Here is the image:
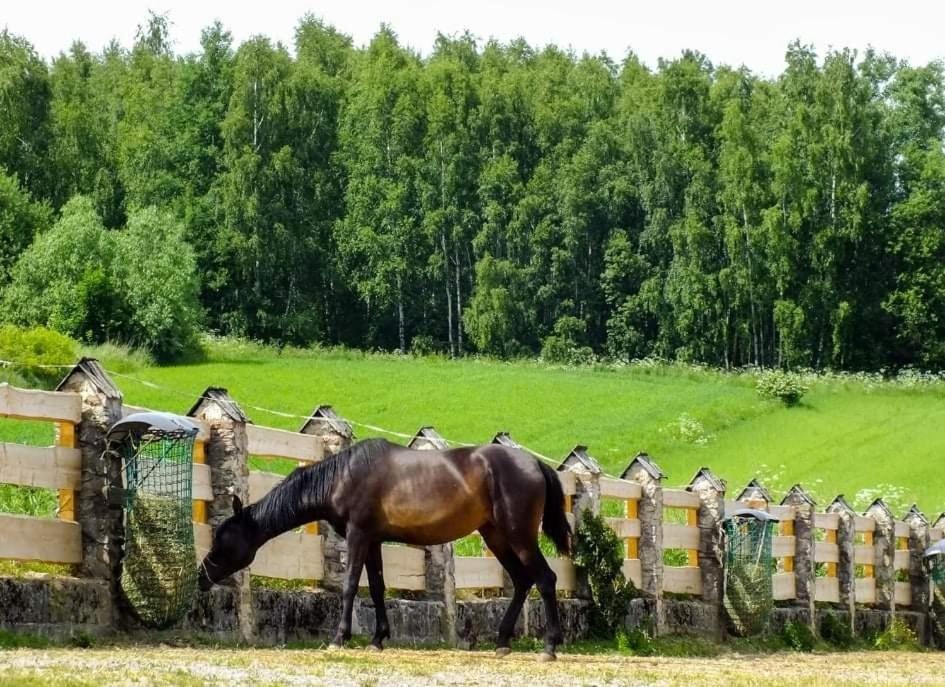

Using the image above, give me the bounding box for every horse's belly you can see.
[381,500,488,545]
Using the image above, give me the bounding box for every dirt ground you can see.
[2,647,945,687]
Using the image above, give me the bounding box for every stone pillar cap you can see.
[491,431,520,448]
[299,405,353,437]
[56,357,122,400]
[686,467,725,492]
[780,484,817,506]
[827,495,856,514]
[737,478,772,503]
[558,445,602,474]
[408,426,449,450]
[619,452,664,481]
[187,387,249,423]
[904,505,929,525]
[864,498,895,519]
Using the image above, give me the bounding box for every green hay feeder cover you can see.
[723,508,778,636]
[109,413,199,629]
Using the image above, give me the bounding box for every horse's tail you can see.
[537,459,572,556]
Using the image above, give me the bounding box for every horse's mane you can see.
[248,437,391,535]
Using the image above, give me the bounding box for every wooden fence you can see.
[1,371,943,613]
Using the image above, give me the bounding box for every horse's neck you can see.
[247,463,338,545]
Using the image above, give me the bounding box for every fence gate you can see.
[107,412,199,629]
[723,508,779,636]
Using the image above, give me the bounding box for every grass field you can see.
[1,645,943,686]
[2,339,945,514]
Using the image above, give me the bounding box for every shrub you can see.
[541,315,595,366]
[573,511,636,637]
[873,617,920,651]
[0,325,76,388]
[820,613,854,649]
[756,370,808,406]
[781,620,816,652]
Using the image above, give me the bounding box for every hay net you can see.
[925,543,945,645]
[723,508,778,636]
[109,413,199,629]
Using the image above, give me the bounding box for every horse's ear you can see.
[232,494,243,517]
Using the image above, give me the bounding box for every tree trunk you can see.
[454,243,463,355]
[397,272,406,353]
[442,232,454,358]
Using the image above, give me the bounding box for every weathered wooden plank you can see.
[252,532,323,581]
[605,517,641,539]
[853,516,876,532]
[547,557,576,592]
[772,535,796,559]
[194,522,212,561]
[599,477,641,501]
[454,556,505,590]
[0,384,81,424]
[662,523,700,550]
[814,513,840,531]
[773,572,796,600]
[894,522,910,538]
[556,470,577,496]
[622,558,642,588]
[663,566,702,595]
[895,581,912,607]
[855,577,876,604]
[0,513,81,563]
[359,545,426,591]
[247,424,323,462]
[565,512,576,530]
[767,505,796,522]
[815,577,840,603]
[248,470,284,503]
[894,550,910,570]
[663,490,700,509]
[854,545,875,566]
[192,463,213,502]
[815,542,840,564]
[0,443,81,490]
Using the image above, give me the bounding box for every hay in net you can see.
[119,429,198,629]
[723,512,777,636]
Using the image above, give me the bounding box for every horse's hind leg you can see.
[365,542,390,650]
[480,524,533,655]
[512,545,562,661]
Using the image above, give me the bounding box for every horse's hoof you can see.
[366,644,383,652]
[495,647,512,658]
[327,643,343,652]
[538,652,557,663]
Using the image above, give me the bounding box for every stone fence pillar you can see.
[828,496,857,633]
[408,426,456,645]
[781,485,817,628]
[904,506,931,626]
[188,387,254,642]
[56,359,124,613]
[621,453,665,635]
[688,468,725,624]
[866,499,896,613]
[299,406,354,593]
[558,445,601,600]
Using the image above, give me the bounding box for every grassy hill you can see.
[3,339,944,516]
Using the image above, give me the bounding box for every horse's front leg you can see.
[330,527,369,649]
[365,542,390,650]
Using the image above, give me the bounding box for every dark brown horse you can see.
[197,438,572,659]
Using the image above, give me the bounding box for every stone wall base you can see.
[0,577,112,640]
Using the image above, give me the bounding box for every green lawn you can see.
[3,340,945,515]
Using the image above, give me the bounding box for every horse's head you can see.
[197,495,258,591]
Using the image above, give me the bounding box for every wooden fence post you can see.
[621,453,665,635]
[299,406,354,593]
[687,468,725,617]
[865,499,896,613]
[781,485,817,628]
[408,426,457,645]
[558,445,601,600]
[55,358,123,585]
[827,496,857,632]
[188,387,254,643]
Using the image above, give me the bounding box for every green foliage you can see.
[541,316,595,366]
[0,169,52,286]
[573,511,636,637]
[872,618,921,651]
[820,613,854,649]
[0,324,76,387]
[781,620,817,652]
[756,370,808,406]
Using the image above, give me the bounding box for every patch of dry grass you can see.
[2,647,945,687]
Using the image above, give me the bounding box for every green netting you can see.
[120,428,198,629]
[930,557,945,646]
[723,515,777,636]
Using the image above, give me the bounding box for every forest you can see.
[1,13,943,369]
